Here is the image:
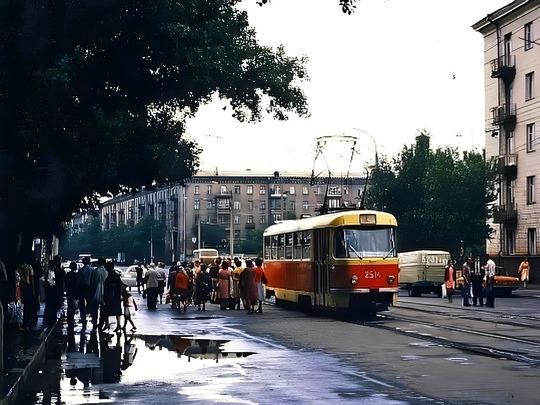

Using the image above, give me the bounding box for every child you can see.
[121,285,138,332]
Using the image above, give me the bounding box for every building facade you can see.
[100,171,366,263]
[473,0,540,275]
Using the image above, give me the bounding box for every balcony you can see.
[497,154,517,179]
[492,104,516,129]
[492,205,517,226]
[490,55,516,82]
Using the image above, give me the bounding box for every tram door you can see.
[313,229,330,307]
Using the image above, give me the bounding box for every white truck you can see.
[398,250,451,297]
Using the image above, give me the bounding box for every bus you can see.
[263,210,399,313]
[192,248,219,265]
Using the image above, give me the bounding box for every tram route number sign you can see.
[364,270,381,279]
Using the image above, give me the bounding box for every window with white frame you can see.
[220,185,227,194]
[528,228,537,255]
[302,201,309,209]
[234,214,240,225]
[233,200,241,210]
[247,215,254,224]
[194,185,200,195]
[247,185,253,195]
[207,185,212,195]
[260,201,266,210]
[527,175,536,204]
[289,186,295,195]
[234,185,240,194]
[194,199,200,210]
[260,215,266,224]
[525,22,534,51]
[527,123,536,152]
[248,200,253,210]
[259,185,266,195]
[526,72,535,100]
[302,186,309,195]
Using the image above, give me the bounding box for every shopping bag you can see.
[441,284,447,299]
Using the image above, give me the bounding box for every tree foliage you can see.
[0,0,309,268]
[365,132,498,258]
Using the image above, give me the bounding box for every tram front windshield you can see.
[333,227,395,259]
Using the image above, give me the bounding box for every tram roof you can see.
[263,210,397,235]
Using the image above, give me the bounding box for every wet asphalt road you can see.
[22,289,540,404]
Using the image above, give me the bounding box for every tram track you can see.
[344,302,540,367]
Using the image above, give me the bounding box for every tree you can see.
[365,131,498,258]
[0,1,308,271]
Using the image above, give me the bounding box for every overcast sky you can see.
[185,0,510,175]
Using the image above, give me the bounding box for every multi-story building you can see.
[473,0,540,276]
[100,171,366,263]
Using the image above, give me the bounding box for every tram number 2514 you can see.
[364,270,381,279]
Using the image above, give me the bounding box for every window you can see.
[526,72,534,100]
[194,199,200,210]
[220,185,227,194]
[506,229,516,255]
[247,215,254,224]
[344,186,350,195]
[194,185,200,195]
[527,175,536,204]
[234,185,240,194]
[315,186,322,195]
[525,22,534,51]
[290,200,296,211]
[303,201,309,210]
[260,201,266,210]
[259,185,266,195]
[260,215,266,224]
[289,186,295,195]
[233,200,241,210]
[207,185,212,195]
[234,214,240,225]
[247,185,253,195]
[302,186,309,195]
[527,123,536,152]
[248,200,253,210]
[528,228,537,255]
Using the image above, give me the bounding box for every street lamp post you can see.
[230,191,234,259]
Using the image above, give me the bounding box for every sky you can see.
[185,0,511,175]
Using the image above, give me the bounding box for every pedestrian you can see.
[144,263,159,310]
[121,284,138,332]
[242,259,258,314]
[175,266,191,312]
[218,260,232,310]
[444,259,455,303]
[135,263,145,294]
[484,256,496,308]
[194,263,209,311]
[88,258,108,330]
[471,256,484,306]
[254,258,266,313]
[103,262,123,332]
[231,259,244,310]
[64,262,79,330]
[209,257,221,303]
[461,259,472,307]
[17,262,37,330]
[43,259,60,325]
[167,265,179,308]
[518,258,530,288]
[156,262,168,305]
[77,256,93,329]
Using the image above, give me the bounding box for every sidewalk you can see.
[0,306,60,405]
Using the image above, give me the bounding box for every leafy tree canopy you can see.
[0,0,309,267]
[365,131,498,259]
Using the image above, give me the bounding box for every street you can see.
[21,288,540,404]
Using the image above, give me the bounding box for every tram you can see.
[262,210,399,313]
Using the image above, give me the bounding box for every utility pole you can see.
[230,191,234,258]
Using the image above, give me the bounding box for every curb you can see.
[0,322,60,405]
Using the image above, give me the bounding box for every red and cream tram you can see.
[263,210,399,313]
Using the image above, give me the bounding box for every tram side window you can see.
[278,234,285,259]
[264,236,271,260]
[302,231,311,259]
[271,235,279,260]
[294,232,302,259]
[285,232,293,259]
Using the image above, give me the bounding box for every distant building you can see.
[100,170,366,263]
[473,0,540,275]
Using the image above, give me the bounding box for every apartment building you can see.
[473,0,540,275]
[100,171,366,263]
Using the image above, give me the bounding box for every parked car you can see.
[121,265,144,290]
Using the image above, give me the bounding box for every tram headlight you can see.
[350,275,359,285]
[387,275,396,285]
